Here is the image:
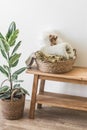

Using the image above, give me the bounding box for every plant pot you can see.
[0,95,25,120]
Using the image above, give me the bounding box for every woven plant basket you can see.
[35,50,76,74]
[0,94,25,120]
[36,58,76,74]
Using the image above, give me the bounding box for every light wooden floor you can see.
[0,100,87,130]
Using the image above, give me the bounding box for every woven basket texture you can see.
[36,58,76,74]
[0,95,25,120]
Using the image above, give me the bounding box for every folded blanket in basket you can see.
[40,42,75,60]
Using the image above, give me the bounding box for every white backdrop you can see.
[0,0,87,99]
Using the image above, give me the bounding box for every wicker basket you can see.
[35,49,76,74]
[0,95,25,120]
[36,58,76,74]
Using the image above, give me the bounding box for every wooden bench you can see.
[26,66,87,119]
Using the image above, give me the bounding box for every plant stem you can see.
[7,53,13,90]
[9,70,12,90]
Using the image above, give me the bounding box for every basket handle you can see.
[73,49,77,57]
[11,89,23,101]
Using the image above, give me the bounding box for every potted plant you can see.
[0,22,29,120]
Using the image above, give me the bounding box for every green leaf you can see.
[0,92,11,99]
[12,74,18,81]
[3,65,9,72]
[14,84,20,88]
[14,84,29,95]
[11,41,21,55]
[8,29,19,46]
[0,65,8,77]
[0,38,10,53]
[0,87,11,99]
[0,85,9,94]
[15,92,23,97]
[13,67,26,76]
[6,21,16,40]
[0,32,5,39]
[0,49,7,59]
[11,59,19,67]
[9,53,21,66]
[21,87,29,95]
[2,39,10,52]
[14,80,24,83]
[0,39,6,51]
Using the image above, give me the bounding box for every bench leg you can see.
[37,79,45,109]
[29,75,39,119]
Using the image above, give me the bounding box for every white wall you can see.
[0,0,87,99]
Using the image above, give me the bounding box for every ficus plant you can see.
[0,22,29,100]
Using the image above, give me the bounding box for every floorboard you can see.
[0,100,87,130]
